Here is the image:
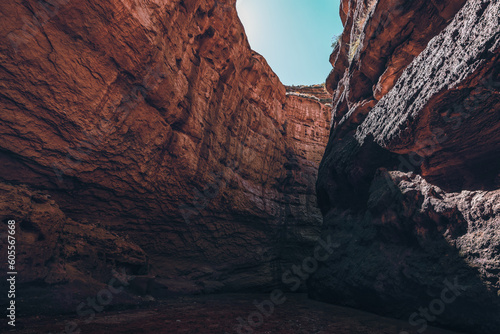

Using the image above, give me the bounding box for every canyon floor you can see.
[5,294,466,334]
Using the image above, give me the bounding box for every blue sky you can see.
[236,0,343,86]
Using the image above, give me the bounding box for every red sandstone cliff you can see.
[0,0,330,310]
[311,0,500,333]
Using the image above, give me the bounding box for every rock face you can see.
[280,85,332,280]
[0,182,147,314]
[311,0,500,333]
[0,0,330,310]
[286,84,333,104]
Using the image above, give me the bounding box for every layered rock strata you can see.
[0,0,330,311]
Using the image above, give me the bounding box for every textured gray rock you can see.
[312,0,500,333]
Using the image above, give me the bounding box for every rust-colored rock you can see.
[0,182,147,283]
[0,0,331,311]
[0,181,148,313]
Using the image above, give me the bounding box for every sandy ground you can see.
[3,294,468,334]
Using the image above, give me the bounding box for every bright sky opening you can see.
[236,0,344,86]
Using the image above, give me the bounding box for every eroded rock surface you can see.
[0,0,330,310]
[312,0,500,333]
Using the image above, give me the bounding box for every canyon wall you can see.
[0,0,330,311]
[311,0,500,333]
